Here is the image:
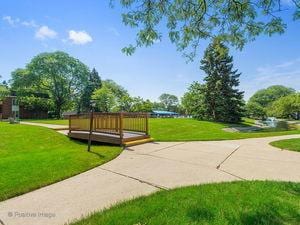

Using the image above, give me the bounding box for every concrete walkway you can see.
[20,121,68,130]
[1,134,300,225]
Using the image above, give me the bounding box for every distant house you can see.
[0,96,48,120]
[150,110,179,118]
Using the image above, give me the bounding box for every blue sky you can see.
[0,0,299,101]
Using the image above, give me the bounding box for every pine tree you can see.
[200,39,244,123]
[80,68,102,112]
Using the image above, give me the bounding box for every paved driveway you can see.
[1,134,300,225]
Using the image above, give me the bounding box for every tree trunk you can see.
[55,104,62,119]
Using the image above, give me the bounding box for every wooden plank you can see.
[68,112,151,146]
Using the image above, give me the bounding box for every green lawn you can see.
[149,118,300,141]
[25,118,300,141]
[0,122,122,201]
[270,138,300,152]
[71,181,300,225]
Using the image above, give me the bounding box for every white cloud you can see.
[35,26,57,40]
[21,20,38,28]
[241,58,300,100]
[2,15,37,28]
[68,30,93,45]
[2,16,19,26]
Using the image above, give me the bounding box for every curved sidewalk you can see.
[1,134,300,225]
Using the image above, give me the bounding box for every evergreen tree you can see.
[200,40,244,123]
[80,68,102,112]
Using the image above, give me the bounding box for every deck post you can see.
[145,113,149,135]
[87,110,94,152]
[68,115,71,134]
[120,112,124,144]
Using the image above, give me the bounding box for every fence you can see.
[69,112,149,138]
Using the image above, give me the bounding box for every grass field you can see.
[0,122,122,201]
[26,118,300,141]
[150,118,300,141]
[71,181,300,225]
[270,138,300,152]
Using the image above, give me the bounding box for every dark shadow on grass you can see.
[240,203,300,225]
[186,206,216,223]
[88,150,106,159]
[69,137,119,159]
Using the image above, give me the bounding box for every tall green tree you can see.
[181,82,206,117]
[80,68,102,112]
[0,75,9,101]
[131,97,153,112]
[119,94,134,112]
[10,68,52,112]
[158,93,179,111]
[102,79,128,100]
[248,85,295,108]
[246,85,295,118]
[10,52,90,118]
[92,86,116,112]
[267,94,300,119]
[245,101,266,120]
[115,0,298,58]
[200,39,244,122]
[0,85,9,101]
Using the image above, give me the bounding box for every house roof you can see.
[152,110,179,115]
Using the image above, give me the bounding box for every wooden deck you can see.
[68,112,152,146]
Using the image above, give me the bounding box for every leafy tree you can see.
[119,94,134,111]
[10,69,52,111]
[10,52,90,118]
[181,82,206,117]
[0,85,9,101]
[131,97,153,112]
[200,39,244,122]
[115,0,299,58]
[102,79,128,100]
[92,86,116,112]
[158,93,179,111]
[152,101,165,111]
[245,101,266,120]
[92,79,130,112]
[248,85,295,108]
[267,94,300,119]
[80,68,102,112]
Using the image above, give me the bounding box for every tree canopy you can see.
[182,40,244,122]
[158,93,179,111]
[115,0,299,59]
[92,85,116,112]
[248,85,295,108]
[92,80,155,113]
[80,68,102,112]
[10,51,90,117]
[246,85,296,119]
[202,39,244,122]
[0,85,9,101]
[181,81,206,117]
[267,93,300,119]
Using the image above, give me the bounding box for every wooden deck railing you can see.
[69,112,149,138]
